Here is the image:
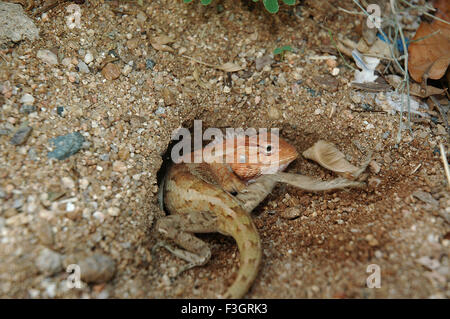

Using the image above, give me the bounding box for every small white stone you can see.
[113,161,127,173]
[61,57,72,67]
[79,178,89,190]
[122,64,132,76]
[84,51,94,64]
[331,67,340,76]
[93,211,105,222]
[37,49,58,65]
[245,87,252,94]
[20,93,34,105]
[66,202,75,212]
[223,86,231,93]
[61,176,75,189]
[107,207,120,217]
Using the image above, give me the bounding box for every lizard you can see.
[154,131,369,298]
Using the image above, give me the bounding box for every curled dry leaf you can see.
[408,0,450,83]
[302,140,360,180]
[385,74,445,98]
[216,62,244,72]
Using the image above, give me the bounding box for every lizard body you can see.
[155,133,368,298]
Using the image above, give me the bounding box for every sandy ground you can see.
[0,0,449,298]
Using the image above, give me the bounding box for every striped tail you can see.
[219,205,262,299]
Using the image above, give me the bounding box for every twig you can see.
[439,143,450,190]
[181,55,217,68]
[337,7,364,15]
[390,0,413,143]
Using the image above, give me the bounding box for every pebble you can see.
[122,64,132,76]
[326,58,337,69]
[223,86,231,93]
[107,207,120,217]
[112,161,127,173]
[35,219,54,246]
[20,93,35,105]
[136,11,147,23]
[331,67,340,76]
[154,106,165,115]
[10,126,32,145]
[93,211,105,222]
[77,61,90,73]
[368,177,382,188]
[436,124,446,136]
[20,104,36,114]
[369,161,381,174]
[146,59,156,70]
[36,49,58,65]
[0,2,40,43]
[102,63,121,80]
[78,254,116,284]
[61,57,72,67]
[35,248,63,275]
[365,234,379,246]
[313,75,339,92]
[56,106,65,116]
[255,55,273,71]
[79,178,89,190]
[48,132,85,160]
[268,106,281,120]
[280,207,302,219]
[61,176,75,189]
[84,51,94,64]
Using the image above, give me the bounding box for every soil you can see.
[0,0,449,299]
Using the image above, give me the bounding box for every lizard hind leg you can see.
[154,211,218,275]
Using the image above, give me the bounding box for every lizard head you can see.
[229,132,298,180]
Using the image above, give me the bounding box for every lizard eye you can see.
[265,145,272,154]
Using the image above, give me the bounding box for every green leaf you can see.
[273,47,283,55]
[201,0,212,5]
[263,0,279,13]
[184,0,193,3]
[282,0,296,5]
[273,45,293,55]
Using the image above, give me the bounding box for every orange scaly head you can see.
[225,132,298,181]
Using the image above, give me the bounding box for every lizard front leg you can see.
[154,211,218,275]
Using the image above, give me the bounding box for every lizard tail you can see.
[220,207,262,299]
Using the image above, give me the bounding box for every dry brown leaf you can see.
[408,0,450,83]
[216,62,244,72]
[385,74,445,97]
[302,140,360,179]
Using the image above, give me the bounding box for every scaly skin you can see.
[163,163,263,298]
[155,133,369,298]
[156,133,298,298]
